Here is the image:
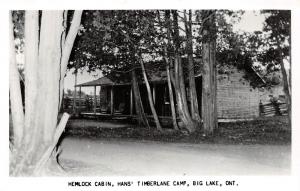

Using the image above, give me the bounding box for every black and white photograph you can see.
[2,0,300,190]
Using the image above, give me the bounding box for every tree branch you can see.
[61,10,83,79]
[34,113,70,174]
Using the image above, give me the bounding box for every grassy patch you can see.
[63,116,290,145]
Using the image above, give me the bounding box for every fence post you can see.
[259,100,264,116]
[79,86,82,114]
[94,86,97,114]
[273,100,282,116]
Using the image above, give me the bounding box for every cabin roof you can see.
[76,76,122,87]
[76,73,170,87]
[76,59,266,87]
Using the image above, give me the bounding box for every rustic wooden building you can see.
[216,66,263,119]
[74,64,265,120]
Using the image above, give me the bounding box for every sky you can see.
[63,10,267,94]
[232,11,265,32]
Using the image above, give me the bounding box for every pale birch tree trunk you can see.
[10,10,82,176]
[20,11,40,167]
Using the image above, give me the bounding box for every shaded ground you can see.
[58,138,291,176]
[63,116,291,145]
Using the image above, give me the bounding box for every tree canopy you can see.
[69,10,290,88]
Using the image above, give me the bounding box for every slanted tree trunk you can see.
[131,70,150,128]
[184,10,201,122]
[73,70,77,113]
[171,10,197,133]
[201,10,218,135]
[10,10,82,176]
[166,60,179,130]
[139,57,163,131]
[60,11,82,110]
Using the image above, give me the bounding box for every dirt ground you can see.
[58,137,291,176]
[57,116,291,176]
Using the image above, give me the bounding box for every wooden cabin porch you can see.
[70,76,176,120]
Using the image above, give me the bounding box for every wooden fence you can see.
[62,97,288,118]
[259,101,288,117]
[61,97,101,113]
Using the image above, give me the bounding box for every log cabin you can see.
[73,63,267,120]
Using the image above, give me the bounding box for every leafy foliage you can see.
[258,10,291,67]
[69,10,290,88]
[69,10,163,82]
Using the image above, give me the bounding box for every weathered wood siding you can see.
[217,68,260,119]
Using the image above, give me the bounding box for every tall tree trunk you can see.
[171,10,197,133]
[139,58,163,131]
[279,56,291,116]
[276,39,291,117]
[201,10,218,135]
[131,70,150,128]
[36,11,65,144]
[21,10,40,161]
[177,56,197,133]
[157,10,179,130]
[288,37,291,98]
[9,11,24,148]
[178,57,191,119]
[184,10,201,122]
[10,10,82,176]
[165,56,179,130]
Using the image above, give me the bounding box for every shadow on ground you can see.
[63,116,291,145]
